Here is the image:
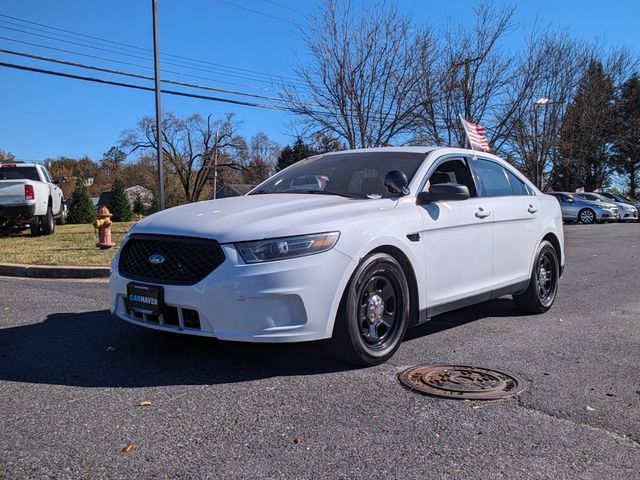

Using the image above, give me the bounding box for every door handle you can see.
[475,207,490,219]
[527,205,538,214]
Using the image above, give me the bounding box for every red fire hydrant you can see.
[94,206,116,249]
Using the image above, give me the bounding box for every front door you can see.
[417,156,494,309]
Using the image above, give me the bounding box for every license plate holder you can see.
[127,283,164,316]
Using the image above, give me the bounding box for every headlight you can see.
[235,232,340,264]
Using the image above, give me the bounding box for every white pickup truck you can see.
[0,162,66,235]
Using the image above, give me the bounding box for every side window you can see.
[423,157,477,197]
[42,167,54,183]
[475,159,513,197]
[505,169,529,196]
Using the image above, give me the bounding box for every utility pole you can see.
[213,130,219,199]
[152,0,164,210]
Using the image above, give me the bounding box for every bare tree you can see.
[121,112,243,203]
[281,0,436,148]
[413,3,546,152]
[503,34,593,190]
[232,133,280,184]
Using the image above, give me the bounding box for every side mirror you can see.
[416,183,470,205]
[384,170,409,196]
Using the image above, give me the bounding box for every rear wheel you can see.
[578,208,595,224]
[29,217,41,236]
[41,205,55,235]
[513,240,559,314]
[333,253,409,366]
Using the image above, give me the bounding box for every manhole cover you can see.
[398,365,526,400]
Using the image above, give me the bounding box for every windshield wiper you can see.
[293,190,366,199]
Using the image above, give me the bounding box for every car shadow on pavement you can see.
[405,297,522,341]
[0,299,521,388]
[0,310,351,388]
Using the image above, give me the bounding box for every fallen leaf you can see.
[106,346,116,352]
[121,442,135,453]
[585,405,595,412]
[138,400,153,407]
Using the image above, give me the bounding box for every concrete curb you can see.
[0,263,110,279]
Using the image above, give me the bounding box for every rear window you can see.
[0,166,40,181]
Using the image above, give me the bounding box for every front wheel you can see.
[333,253,410,366]
[578,208,595,224]
[513,240,559,314]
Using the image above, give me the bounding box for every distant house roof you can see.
[215,184,255,198]
[97,185,153,207]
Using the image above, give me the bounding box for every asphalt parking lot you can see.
[1,223,639,479]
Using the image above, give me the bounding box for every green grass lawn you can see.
[0,222,136,266]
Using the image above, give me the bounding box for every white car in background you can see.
[110,147,564,366]
[576,192,638,222]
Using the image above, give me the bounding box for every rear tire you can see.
[333,253,410,366]
[513,240,559,314]
[29,217,41,236]
[41,205,55,235]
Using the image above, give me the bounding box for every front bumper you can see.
[597,210,617,221]
[110,245,353,343]
[618,210,638,221]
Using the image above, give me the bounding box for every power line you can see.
[0,35,286,93]
[0,48,289,104]
[0,24,305,89]
[211,0,296,25]
[0,12,301,84]
[261,0,306,15]
[0,60,305,112]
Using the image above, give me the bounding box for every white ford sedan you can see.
[110,147,564,365]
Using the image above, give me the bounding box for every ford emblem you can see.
[148,253,166,265]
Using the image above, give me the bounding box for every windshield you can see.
[0,166,40,181]
[250,152,427,199]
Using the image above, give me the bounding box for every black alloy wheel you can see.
[334,252,410,366]
[513,240,559,314]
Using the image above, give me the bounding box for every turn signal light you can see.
[24,184,35,200]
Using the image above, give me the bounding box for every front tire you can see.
[334,253,410,366]
[513,240,559,314]
[55,204,66,225]
[578,208,595,224]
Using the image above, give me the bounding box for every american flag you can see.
[460,116,491,152]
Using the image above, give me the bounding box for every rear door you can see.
[472,158,541,288]
[417,155,494,308]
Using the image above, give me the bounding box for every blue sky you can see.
[0,0,638,163]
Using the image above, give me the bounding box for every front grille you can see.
[119,234,225,285]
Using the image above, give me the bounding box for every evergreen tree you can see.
[613,74,640,197]
[557,61,617,191]
[67,176,96,224]
[132,193,146,215]
[276,137,317,171]
[109,177,133,222]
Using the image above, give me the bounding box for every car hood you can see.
[131,193,399,243]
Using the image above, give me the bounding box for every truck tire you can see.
[41,205,55,235]
[55,204,66,225]
[30,217,41,236]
